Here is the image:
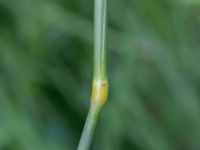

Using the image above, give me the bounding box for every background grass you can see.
[1,0,200,150]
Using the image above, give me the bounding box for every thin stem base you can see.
[77,103,102,150]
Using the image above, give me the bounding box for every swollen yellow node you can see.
[91,80,109,105]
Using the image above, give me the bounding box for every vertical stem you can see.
[77,0,108,150]
[94,0,107,81]
[77,103,102,150]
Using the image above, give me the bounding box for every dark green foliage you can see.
[0,0,200,150]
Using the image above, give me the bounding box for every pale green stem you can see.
[77,103,102,150]
[94,0,107,81]
[77,0,107,149]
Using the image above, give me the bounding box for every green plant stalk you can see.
[77,0,108,150]
[94,0,107,81]
[77,103,102,150]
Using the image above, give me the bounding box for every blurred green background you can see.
[1,0,200,150]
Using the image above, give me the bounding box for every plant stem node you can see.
[91,80,109,105]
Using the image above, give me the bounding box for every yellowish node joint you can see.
[91,80,109,105]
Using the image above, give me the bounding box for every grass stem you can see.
[77,103,102,150]
[77,0,108,149]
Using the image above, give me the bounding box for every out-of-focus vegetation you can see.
[1,0,200,150]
